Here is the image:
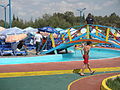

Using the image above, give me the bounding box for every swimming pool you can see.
[0,48,120,65]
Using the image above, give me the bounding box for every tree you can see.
[12,15,24,28]
[63,11,76,26]
[1,11,120,29]
[0,20,5,27]
[47,16,71,28]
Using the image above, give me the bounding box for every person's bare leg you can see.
[80,64,86,76]
[87,63,92,72]
[87,63,95,74]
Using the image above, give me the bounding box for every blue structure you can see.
[40,25,120,54]
[0,0,12,28]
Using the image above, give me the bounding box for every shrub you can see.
[106,76,120,90]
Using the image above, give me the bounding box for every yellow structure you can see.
[62,34,66,43]
[96,26,99,36]
[50,33,57,54]
[86,25,90,39]
[50,33,55,47]
[106,28,110,42]
[67,28,72,42]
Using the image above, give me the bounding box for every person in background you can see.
[17,40,27,54]
[85,13,95,38]
[34,31,43,55]
[85,13,94,25]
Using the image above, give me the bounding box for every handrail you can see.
[40,35,50,54]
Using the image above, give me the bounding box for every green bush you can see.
[106,76,120,90]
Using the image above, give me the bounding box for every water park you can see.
[0,0,120,90]
[0,24,120,90]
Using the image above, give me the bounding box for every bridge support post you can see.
[86,25,90,39]
[106,28,110,42]
[78,30,82,39]
[96,26,98,36]
[50,33,57,54]
[114,32,117,40]
[67,28,72,42]
[62,34,65,43]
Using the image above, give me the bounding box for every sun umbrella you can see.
[23,27,38,35]
[0,27,24,36]
[5,34,27,42]
[0,26,5,32]
[38,26,59,34]
[0,27,27,42]
[38,26,60,38]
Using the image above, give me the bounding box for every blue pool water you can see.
[0,48,120,65]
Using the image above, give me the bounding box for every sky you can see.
[0,0,120,21]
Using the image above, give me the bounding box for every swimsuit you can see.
[83,54,89,64]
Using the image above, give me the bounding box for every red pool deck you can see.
[0,47,120,90]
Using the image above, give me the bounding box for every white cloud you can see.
[103,0,116,7]
[0,0,120,21]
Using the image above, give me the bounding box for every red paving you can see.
[0,47,120,90]
[70,72,120,90]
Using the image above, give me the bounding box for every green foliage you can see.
[106,76,120,90]
[94,13,120,28]
[0,20,5,27]
[0,12,120,29]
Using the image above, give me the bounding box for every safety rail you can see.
[40,24,120,54]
